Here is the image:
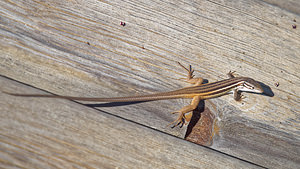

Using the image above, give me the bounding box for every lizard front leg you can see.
[169,95,201,128]
[227,70,244,101]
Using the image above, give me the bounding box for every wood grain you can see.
[262,0,300,15]
[0,0,299,168]
[0,76,263,169]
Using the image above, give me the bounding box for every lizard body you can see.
[3,63,263,127]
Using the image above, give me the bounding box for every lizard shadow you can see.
[186,100,205,130]
[259,81,274,97]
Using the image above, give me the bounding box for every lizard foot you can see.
[177,62,195,80]
[167,111,192,128]
[227,70,237,78]
[177,62,203,86]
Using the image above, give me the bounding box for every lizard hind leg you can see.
[168,96,201,128]
[177,62,203,86]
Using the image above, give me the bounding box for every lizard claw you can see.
[167,111,187,128]
[239,94,246,101]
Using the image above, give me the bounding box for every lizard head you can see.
[237,78,264,93]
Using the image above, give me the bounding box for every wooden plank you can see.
[0,0,299,168]
[262,0,300,15]
[0,76,263,168]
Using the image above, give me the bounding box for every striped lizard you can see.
[3,62,263,127]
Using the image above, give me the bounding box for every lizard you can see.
[3,62,264,127]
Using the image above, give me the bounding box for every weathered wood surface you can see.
[0,0,299,168]
[262,0,300,15]
[0,76,264,169]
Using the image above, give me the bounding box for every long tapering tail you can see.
[2,91,185,102]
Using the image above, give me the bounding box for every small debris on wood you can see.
[274,82,279,87]
[292,24,297,29]
[87,42,90,45]
[120,21,126,27]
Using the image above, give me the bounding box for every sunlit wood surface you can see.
[0,0,299,168]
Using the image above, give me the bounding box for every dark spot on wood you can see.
[87,42,90,45]
[120,21,126,26]
[292,24,297,29]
